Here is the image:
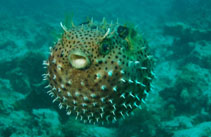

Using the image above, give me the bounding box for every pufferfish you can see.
[43,18,154,125]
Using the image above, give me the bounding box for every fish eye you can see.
[99,39,111,55]
[102,43,109,51]
[117,25,129,39]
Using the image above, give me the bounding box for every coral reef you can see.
[0,0,210,136]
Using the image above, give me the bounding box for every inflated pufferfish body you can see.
[43,19,154,124]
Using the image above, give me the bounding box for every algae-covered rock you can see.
[32,108,63,137]
[62,118,117,137]
[163,23,211,60]
[163,22,211,42]
[173,122,211,137]
[160,63,210,115]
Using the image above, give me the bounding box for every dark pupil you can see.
[117,26,129,39]
[102,44,109,51]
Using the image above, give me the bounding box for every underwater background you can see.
[0,0,211,137]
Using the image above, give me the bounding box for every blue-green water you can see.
[0,0,211,137]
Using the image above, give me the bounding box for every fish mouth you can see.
[68,50,90,69]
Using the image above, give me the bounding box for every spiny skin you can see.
[43,20,154,124]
